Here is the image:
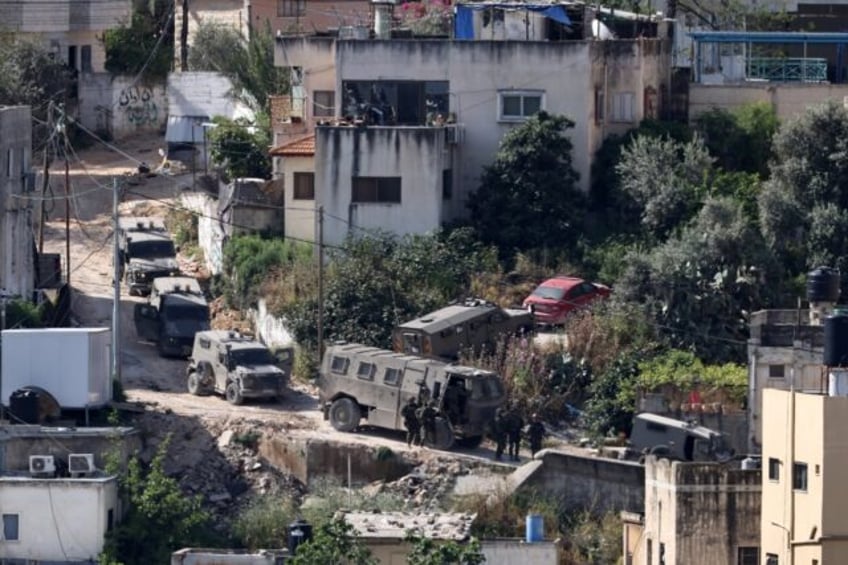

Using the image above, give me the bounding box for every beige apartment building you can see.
[761,388,848,564]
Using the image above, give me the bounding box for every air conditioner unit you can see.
[68,454,96,475]
[445,124,464,145]
[29,455,56,475]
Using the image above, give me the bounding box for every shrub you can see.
[299,477,406,528]
[232,494,298,550]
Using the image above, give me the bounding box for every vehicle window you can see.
[199,337,210,349]
[582,283,596,294]
[230,348,275,366]
[384,367,401,386]
[646,421,668,432]
[484,376,504,398]
[470,379,485,400]
[402,333,421,354]
[357,362,376,381]
[531,285,565,300]
[162,305,209,321]
[128,240,176,258]
[331,356,350,374]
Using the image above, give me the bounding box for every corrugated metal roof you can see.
[269,134,315,156]
[340,511,476,541]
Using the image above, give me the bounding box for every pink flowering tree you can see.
[398,0,452,36]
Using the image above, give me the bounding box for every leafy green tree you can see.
[617,197,777,363]
[288,519,376,565]
[760,101,848,296]
[188,21,289,113]
[100,437,211,565]
[405,533,486,565]
[582,351,644,438]
[101,1,173,80]
[616,134,714,240]
[467,112,583,256]
[207,115,272,180]
[693,102,778,177]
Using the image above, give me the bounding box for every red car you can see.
[522,276,611,325]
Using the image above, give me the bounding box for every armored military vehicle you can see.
[117,217,179,295]
[627,413,734,462]
[186,330,289,405]
[392,298,534,362]
[319,342,506,449]
[134,276,210,357]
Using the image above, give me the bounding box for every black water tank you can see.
[9,389,38,424]
[287,519,312,555]
[824,313,848,366]
[808,266,841,303]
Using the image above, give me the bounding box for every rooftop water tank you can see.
[807,266,840,304]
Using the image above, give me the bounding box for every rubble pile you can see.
[209,296,252,333]
[380,456,474,510]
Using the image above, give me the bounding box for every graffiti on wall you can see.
[118,86,159,126]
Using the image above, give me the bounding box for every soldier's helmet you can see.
[407,397,417,405]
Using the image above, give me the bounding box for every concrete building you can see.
[0,0,131,75]
[747,309,825,452]
[760,389,848,564]
[0,472,118,563]
[270,135,316,243]
[627,457,761,565]
[272,17,670,244]
[340,511,560,565]
[0,106,36,301]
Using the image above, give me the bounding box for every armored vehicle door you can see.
[366,362,405,430]
[213,345,232,392]
[133,304,160,341]
[271,347,294,377]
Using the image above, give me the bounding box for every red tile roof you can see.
[270,134,315,156]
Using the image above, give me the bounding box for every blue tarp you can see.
[454,3,572,40]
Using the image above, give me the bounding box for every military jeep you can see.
[186,330,290,405]
[319,342,506,450]
[117,217,179,295]
[134,276,210,358]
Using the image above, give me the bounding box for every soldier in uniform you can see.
[401,397,421,447]
[419,400,438,447]
[490,408,508,461]
[506,406,524,462]
[527,413,546,457]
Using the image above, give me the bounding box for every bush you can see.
[299,477,406,528]
[453,488,560,540]
[232,494,298,550]
[5,299,48,328]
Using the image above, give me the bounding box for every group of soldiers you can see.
[400,396,438,447]
[490,405,546,462]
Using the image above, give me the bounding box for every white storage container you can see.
[1,328,112,409]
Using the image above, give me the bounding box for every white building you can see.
[273,14,670,245]
[0,106,35,300]
[0,473,118,563]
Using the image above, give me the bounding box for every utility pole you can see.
[180,0,189,72]
[60,106,70,290]
[112,178,122,385]
[38,102,53,254]
[317,206,324,360]
[0,289,8,422]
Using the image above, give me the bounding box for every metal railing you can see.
[748,57,828,82]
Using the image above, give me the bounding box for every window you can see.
[277,0,305,17]
[2,514,18,541]
[6,148,12,177]
[646,539,652,565]
[81,45,92,73]
[498,91,543,121]
[768,457,780,481]
[765,554,778,565]
[384,367,400,386]
[737,546,759,565]
[442,169,452,200]
[107,509,114,532]
[595,89,605,124]
[793,462,808,491]
[769,364,785,379]
[611,92,635,123]
[313,90,335,118]
[293,172,315,200]
[352,177,401,204]
[199,337,211,349]
[330,356,349,375]
[357,362,376,381]
[659,542,666,565]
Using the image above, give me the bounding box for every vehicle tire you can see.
[187,371,205,396]
[225,382,244,405]
[456,435,484,449]
[431,417,455,450]
[329,397,361,432]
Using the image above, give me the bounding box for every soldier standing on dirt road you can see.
[490,408,508,461]
[419,400,438,447]
[506,406,524,462]
[527,413,546,457]
[402,397,421,447]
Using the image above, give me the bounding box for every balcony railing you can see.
[748,57,828,82]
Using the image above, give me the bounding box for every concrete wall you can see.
[280,154,316,243]
[259,434,414,487]
[0,0,130,33]
[250,299,295,350]
[0,476,117,562]
[315,126,447,246]
[251,0,372,35]
[642,457,760,565]
[181,190,225,275]
[0,426,140,473]
[747,341,824,452]
[511,449,645,514]
[0,106,35,300]
[276,37,670,213]
[364,539,559,565]
[167,72,248,120]
[172,548,287,564]
[78,75,168,138]
[689,83,848,122]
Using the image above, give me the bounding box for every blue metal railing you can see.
[747,57,828,82]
